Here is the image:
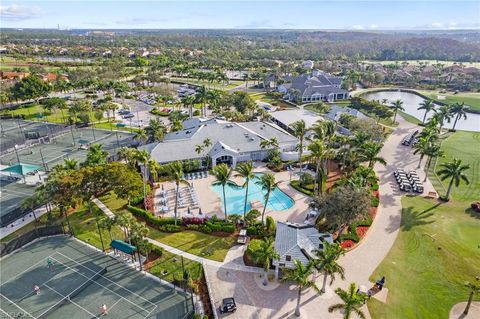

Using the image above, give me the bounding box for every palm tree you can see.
[98,216,116,242]
[255,173,280,225]
[83,144,108,166]
[281,260,320,317]
[148,160,162,183]
[133,129,148,145]
[358,142,386,168]
[195,85,208,117]
[63,158,78,170]
[437,158,470,201]
[259,137,279,157]
[145,119,166,142]
[182,95,196,119]
[290,120,306,173]
[463,279,480,315]
[390,99,405,124]
[417,99,436,124]
[305,140,327,195]
[423,143,444,182]
[450,102,468,131]
[135,149,151,205]
[328,283,367,319]
[434,105,453,131]
[314,242,345,293]
[211,163,232,220]
[412,137,429,168]
[166,161,188,225]
[234,162,255,220]
[251,237,279,286]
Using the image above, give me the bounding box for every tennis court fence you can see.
[1,224,67,257]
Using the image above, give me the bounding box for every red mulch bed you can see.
[370,207,378,218]
[372,190,380,198]
[340,240,356,249]
[355,226,369,239]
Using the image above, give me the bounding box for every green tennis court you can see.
[0,236,193,319]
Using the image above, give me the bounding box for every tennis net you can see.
[37,267,107,318]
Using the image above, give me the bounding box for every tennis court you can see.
[0,236,193,319]
[0,178,37,227]
[0,126,135,170]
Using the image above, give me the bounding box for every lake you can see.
[364,91,480,132]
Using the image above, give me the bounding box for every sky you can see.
[0,1,479,30]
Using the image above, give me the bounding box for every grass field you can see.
[249,92,295,109]
[148,228,236,262]
[398,110,422,125]
[416,90,480,112]
[368,131,480,318]
[149,249,202,282]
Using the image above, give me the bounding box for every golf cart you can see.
[219,297,237,314]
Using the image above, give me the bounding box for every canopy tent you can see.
[0,163,42,176]
[110,239,137,254]
[78,139,91,145]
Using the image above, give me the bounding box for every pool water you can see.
[210,173,294,214]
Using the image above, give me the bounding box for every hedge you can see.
[127,205,176,227]
[151,244,164,257]
[159,224,181,233]
[290,180,314,196]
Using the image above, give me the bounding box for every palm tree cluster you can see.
[417,99,469,131]
[413,117,470,201]
[301,120,386,196]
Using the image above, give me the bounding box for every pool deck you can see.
[154,163,311,223]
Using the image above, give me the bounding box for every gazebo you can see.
[110,239,138,263]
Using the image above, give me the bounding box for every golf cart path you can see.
[449,302,480,319]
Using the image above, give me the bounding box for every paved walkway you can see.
[92,198,115,219]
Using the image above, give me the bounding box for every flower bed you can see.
[340,240,356,249]
[355,226,369,239]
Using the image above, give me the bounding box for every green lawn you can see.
[417,90,480,112]
[398,110,422,125]
[148,228,236,262]
[368,131,480,318]
[149,248,202,283]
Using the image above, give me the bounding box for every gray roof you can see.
[269,109,323,129]
[142,119,297,163]
[281,70,347,97]
[273,222,333,269]
[324,105,367,122]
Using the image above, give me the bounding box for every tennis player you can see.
[47,257,54,268]
[34,285,40,295]
[100,304,108,315]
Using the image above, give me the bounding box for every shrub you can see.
[371,197,380,207]
[151,245,164,257]
[290,180,314,196]
[246,239,263,262]
[338,232,360,243]
[221,224,235,233]
[160,224,181,233]
[200,224,212,234]
[127,205,177,228]
[186,224,200,231]
[245,209,261,226]
[193,110,200,116]
[370,183,379,191]
[266,216,276,234]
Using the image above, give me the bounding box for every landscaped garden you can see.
[368,130,480,318]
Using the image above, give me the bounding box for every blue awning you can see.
[1,163,42,175]
[110,239,137,254]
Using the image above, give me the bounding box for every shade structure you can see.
[78,139,91,145]
[110,239,137,254]
[1,163,42,176]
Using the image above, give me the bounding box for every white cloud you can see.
[430,22,443,28]
[369,24,378,29]
[0,4,41,21]
[352,25,365,30]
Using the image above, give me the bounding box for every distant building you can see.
[272,222,333,279]
[302,60,314,70]
[267,70,349,103]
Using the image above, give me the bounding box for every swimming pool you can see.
[210,173,294,214]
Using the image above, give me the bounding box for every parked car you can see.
[219,298,236,314]
[122,113,134,119]
[118,109,130,115]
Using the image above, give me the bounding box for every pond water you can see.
[364,91,480,132]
